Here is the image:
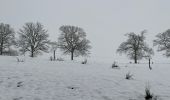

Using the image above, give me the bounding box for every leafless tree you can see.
[117,30,153,64]
[0,23,15,55]
[154,29,170,57]
[58,25,91,60]
[17,22,50,57]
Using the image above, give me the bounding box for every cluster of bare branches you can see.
[0,22,91,60]
[0,23,15,55]
[17,22,50,57]
[153,29,170,57]
[58,25,91,60]
[117,30,154,64]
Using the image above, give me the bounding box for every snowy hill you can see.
[0,56,170,100]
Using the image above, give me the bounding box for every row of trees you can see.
[117,30,170,63]
[0,22,91,60]
[1,22,170,62]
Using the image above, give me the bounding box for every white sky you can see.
[1,0,170,62]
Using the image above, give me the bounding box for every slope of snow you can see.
[0,56,170,100]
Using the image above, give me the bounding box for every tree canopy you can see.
[0,23,15,55]
[117,30,154,63]
[154,29,170,57]
[17,22,50,57]
[58,25,91,60]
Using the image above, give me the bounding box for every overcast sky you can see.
[1,0,170,62]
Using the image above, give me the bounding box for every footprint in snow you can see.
[17,81,23,87]
[67,86,79,90]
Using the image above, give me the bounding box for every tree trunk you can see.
[0,40,3,55]
[134,59,137,64]
[31,51,34,57]
[149,58,152,70]
[71,51,74,60]
[134,51,137,64]
[53,50,56,60]
[0,47,3,55]
[31,45,34,57]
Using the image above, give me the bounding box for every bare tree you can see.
[153,29,170,57]
[0,23,15,55]
[58,25,91,60]
[117,30,153,64]
[17,22,50,57]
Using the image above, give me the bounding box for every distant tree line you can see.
[0,22,91,60]
[117,30,170,63]
[1,22,170,61]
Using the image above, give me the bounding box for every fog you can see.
[1,0,170,62]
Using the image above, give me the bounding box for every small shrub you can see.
[145,86,153,100]
[144,85,159,100]
[125,72,133,80]
[112,61,119,68]
[17,81,23,87]
[81,59,87,64]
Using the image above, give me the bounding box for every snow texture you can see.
[0,56,170,100]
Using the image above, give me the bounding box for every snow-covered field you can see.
[0,56,170,100]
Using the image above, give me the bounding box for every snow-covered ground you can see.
[0,56,170,100]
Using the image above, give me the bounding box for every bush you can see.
[144,85,159,100]
[145,86,153,100]
[81,59,87,64]
[125,72,133,80]
[112,61,119,68]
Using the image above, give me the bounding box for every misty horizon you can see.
[1,0,170,62]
